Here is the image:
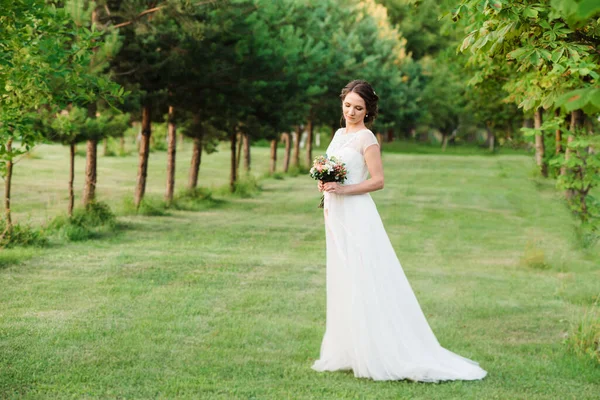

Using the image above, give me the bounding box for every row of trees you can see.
[0,0,125,236]
[454,0,600,222]
[104,0,421,205]
[1,0,599,231]
[2,0,418,229]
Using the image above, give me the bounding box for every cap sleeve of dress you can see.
[360,130,379,154]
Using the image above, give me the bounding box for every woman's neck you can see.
[345,122,367,134]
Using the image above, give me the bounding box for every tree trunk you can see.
[555,108,562,155]
[230,132,237,192]
[387,128,394,142]
[82,8,100,206]
[563,110,584,195]
[83,102,98,206]
[83,139,97,206]
[188,114,203,190]
[441,133,448,151]
[584,117,594,161]
[485,123,495,152]
[506,124,514,142]
[120,136,125,154]
[580,192,588,219]
[292,125,301,168]
[236,133,242,173]
[4,139,13,229]
[68,143,75,217]
[269,138,278,174]
[165,105,176,206]
[561,138,574,177]
[188,137,203,190]
[134,104,152,208]
[179,133,185,149]
[243,133,251,172]
[305,118,314,168]
[282,132,291,173]
[560,110,583,175]
[534,108,547,177]
[521,117,534,151]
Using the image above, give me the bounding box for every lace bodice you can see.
[326,128,379,185]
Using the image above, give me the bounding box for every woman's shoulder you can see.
[359,128,376,137]
[359,129,379,149]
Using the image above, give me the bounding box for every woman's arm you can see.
[322,144,384,195]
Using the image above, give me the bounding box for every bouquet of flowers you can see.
[309,155,348,208]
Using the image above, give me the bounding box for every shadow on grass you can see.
[170,189,228,212]
[120,196,172,217]
[212,176,262,199]
[119,188,229,216]
[325,369,459,385]
[82,221,131,241]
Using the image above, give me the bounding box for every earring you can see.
[366,114,369,118]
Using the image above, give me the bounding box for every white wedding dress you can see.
[311,128,487,382]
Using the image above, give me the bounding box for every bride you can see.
[312,80,487,382]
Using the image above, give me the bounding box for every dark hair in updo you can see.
[339,80,379,128]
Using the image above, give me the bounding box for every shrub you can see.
[47,201,116,241]
[575,223,600,250]
[286,165,309,177]
[151,138,168,152]
[100,137,132,158]
[117,147,132,157]
[149,122,168,152]
[172,188,222,211]
[121,196,169,216]
[0,220,47,248]
[232,175,261,198]
[213,175,262,198]
[269,172,285,180]
[51,219,95,241]
[252,139,271,148]
[73,201,116,227]
[520,240,549,270]
[104,149,117,157]
[566,301,600,364]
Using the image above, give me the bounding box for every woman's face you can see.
[342,91,367,124]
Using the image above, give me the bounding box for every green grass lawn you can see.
[0,140,599,399]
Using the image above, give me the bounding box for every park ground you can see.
[0,142,599,399]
